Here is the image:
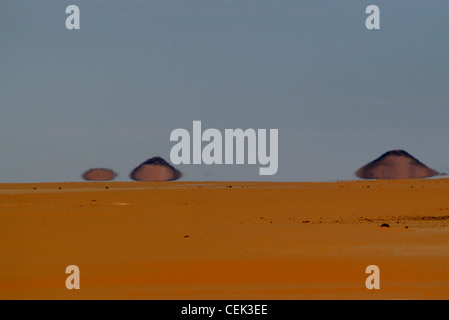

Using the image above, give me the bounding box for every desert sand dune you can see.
[82,168,117,181]
[129,157,182,182]
[356,150,439,179]
[1,179,449,299]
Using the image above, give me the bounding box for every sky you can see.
[1,0,448,183]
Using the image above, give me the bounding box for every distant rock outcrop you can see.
[356,150,439,179]
[82,168,117,181]
[129,157,182,181]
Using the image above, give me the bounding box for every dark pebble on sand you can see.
[381,223,390,228]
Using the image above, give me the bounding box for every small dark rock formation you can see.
[356,150,439,179]
[82,168,117,181]
[129,157,182,181]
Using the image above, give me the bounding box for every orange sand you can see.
[1,179,449,300]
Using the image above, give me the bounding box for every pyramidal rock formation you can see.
[129,157,182,181]
[356,150,439,179]
[82,168,117,181]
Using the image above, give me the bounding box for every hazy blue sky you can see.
[1,0,448,182]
